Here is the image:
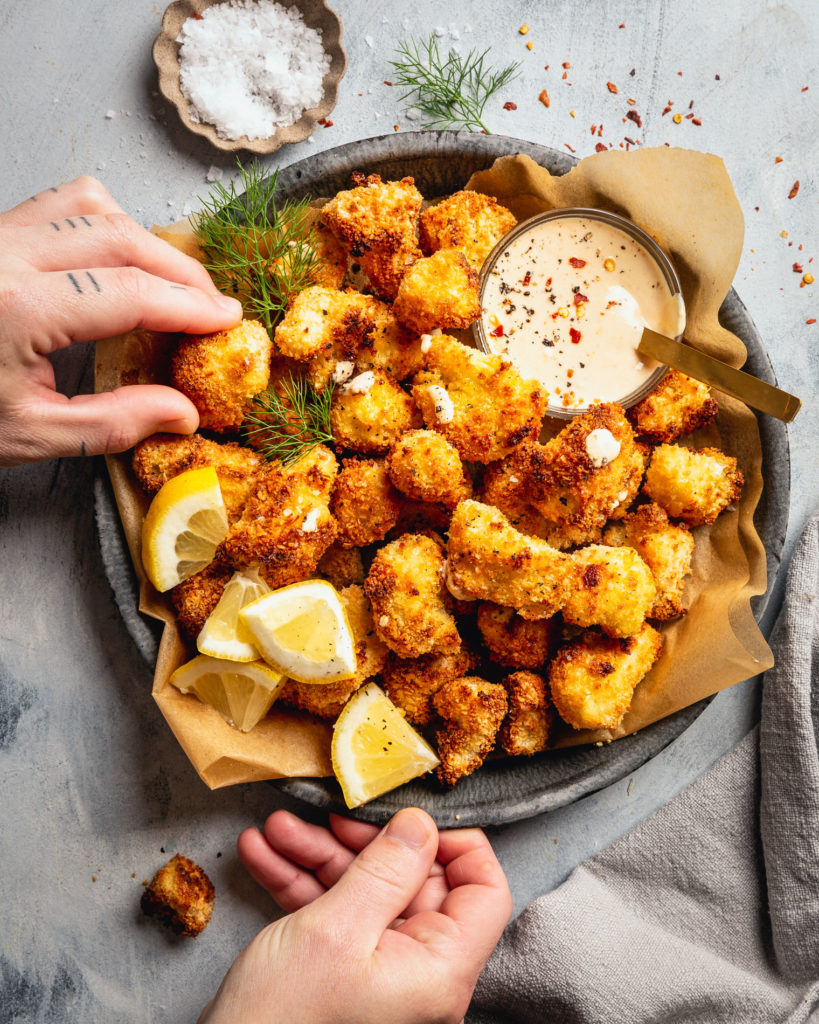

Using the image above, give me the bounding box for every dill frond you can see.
[244,374,334,465]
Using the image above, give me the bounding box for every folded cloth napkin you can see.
[468,513,819,1024]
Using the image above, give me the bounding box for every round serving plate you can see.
[95,130,789,827]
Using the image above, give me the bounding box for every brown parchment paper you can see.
[95,146,772,788]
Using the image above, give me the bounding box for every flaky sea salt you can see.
[177,0,331,141]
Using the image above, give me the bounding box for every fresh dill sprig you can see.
[195,159,320,336]
[244,374,334,465]
[388,36,521,134]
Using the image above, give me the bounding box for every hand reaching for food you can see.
[0,177,242,466]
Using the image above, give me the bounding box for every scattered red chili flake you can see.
[567,368,575,378]
[569,327,582,344]
[539,89,551,107]
[562,61,571,68]
[597,124,603,136]
[661,106,671,116]
[545,277,552,286]
[317,117,326,125]
[544,65,550,70]
[618,22,625,28]
[624,136,636,146]
[793,263,803,273]
[689,100,694,109]
[490,325,504,338]
[562,71,568,80]
[677,71,683,76]
[775,156,783,163]
[193,10,203,17]
[565,143,576,152]
[807,318,816,325]
[629,68,635,76]
[393,124,399,131]
[692,118,702,126]
[607,81,618,93]
[573,291,588,305]
[788,181,800,199]
[590,124,597,134]
[569,257,587,268]
[685,112,694,119]
[715,74,720,80]
[626,109,642,127]
[383,80,393,86]
[595,142,608,152]
[323,120,334,127]
[503,101,518,110]
[801,86,809,92]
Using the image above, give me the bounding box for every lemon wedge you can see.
[197,569,270,662]
[239,580,357,684]
[170,654,284,732]
[332,682,441,808]
[141,467,228,592]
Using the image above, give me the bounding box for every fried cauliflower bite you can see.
[389,499,453,538]
[331,368,422,454]
[354,297,425,380]
[386,429,472,509]
[412,335,548,463]
[447,500,568,620]
[603,503,695,620]
[549,623,663,731]
[331,457,402,547]
[629,369,719,443]
[393,249,482,334]
[316,542,365,589]
[171,561,232,641]
[308,220,348,290]
[222,445,338,587]
[419,189,517,271]
[561,544,656,638]
[498,671,553,757]
[141,854,214,938]
[170,319,272,432]
[476,603,559,669]
[364,533,461,658]
[433,676,508,787]
[382,647,479,727]
[643,444,743,526]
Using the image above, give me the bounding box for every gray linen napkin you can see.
[468,513,819,1024]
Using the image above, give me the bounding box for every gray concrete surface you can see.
[1,1,817,1020]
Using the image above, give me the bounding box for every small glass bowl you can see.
[472,207,684,419]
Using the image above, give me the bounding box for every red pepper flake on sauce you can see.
[788,181,800,199]
[569,257,587,268]
[569,327,582,344]
[522,272,532,286]
[490,324,504,338]
[573,291,588,305]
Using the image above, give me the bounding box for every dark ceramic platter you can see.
[95,131,789,827]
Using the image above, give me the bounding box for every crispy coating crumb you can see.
[171,562,232,641]
[331,458,402,547]
[643,444,743,526]
[477,603,559,669]
[630,369,719,443]
[433,676,508,787]
[389,499,453,538]
[413,335,547,463]
[141,854,214,937]
[355,297,425,380]
[447,500,567,620]
[331,368,422,453]
[309,220,349,289]
[170,319,272,432]
[393,249,482,334]
[604,503,694,620]
[382,647,479,726]
[386,429,472,509]
[498,671,553,757]
[316,543,364,589]
[419,189,517,270]
[364,533,461,658]
[561,544,656,638]
[549,624,663,731]
[478,458,552,540]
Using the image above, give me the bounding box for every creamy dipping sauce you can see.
[480,214,685,411]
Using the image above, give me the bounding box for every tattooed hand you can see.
[0,177,243,466]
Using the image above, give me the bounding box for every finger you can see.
[328,814,380,851]
[237,827,326,913]
[263,810,358,889]
[0,176,126,228]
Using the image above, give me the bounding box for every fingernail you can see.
[158,417,196,434]
[385,808,431,850]
[213,293,243,314]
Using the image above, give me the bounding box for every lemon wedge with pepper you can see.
[170,654,284,732]
[197,569,270,662]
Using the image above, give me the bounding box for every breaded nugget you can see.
[382,647,479,726]
[393,249,482,334]
[433,676,508,787]
[316,543,365,589]
[549,624,663,731]
[141,854,214,938]
[355,297,425,380]
[278,677,361,720]
[561,544,656,638]
[419,189,517,270]
[309,220,348,290]
[412,335,547,463]
[171,561,232,641]
[243,355,309,452]
[629,369,719,443]
[364,533,461,658]
[643,444,743,526]
[331,368,422,453]
[170,319,272,433]
[477,603,559,669]
[331,457,402,547]
[498,671,553,757]
[386,429,472,509]
[223,446,338,587]
[603,503,694,620]
[389,499,453,538]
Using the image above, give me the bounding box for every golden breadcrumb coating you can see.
[393,249,482,334]
[132,433,262,521]
[331,368,422,453]
[382,647,479,726]
[223,446,338,588]
[170,319,272,433]
[316,542,365,589]
[354,297,425,380]
[447,500,568,620]
[629,369,719,443]
[477,603,559,669]
[603,503,695,620]
[331,457,402,547]
[141,854,214,937]
[278,677,360,721]
[364,533,461,658]
[643,444,743,526]
[549,624,663,731]
[561,544,656,638]
[412,335,547,463]
[389,499,453,538]
[309,220,348,290]
[433,676,508,787]
[419,189,517,270]
[498,671,553,757]
[171,561,232,641]
[386,429,472,509]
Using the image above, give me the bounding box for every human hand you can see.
[0,176,243,466]
[199,808,513,1024]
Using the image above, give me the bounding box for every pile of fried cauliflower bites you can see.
[132,174,744,790]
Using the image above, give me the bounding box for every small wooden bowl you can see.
[153,0,347,154]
